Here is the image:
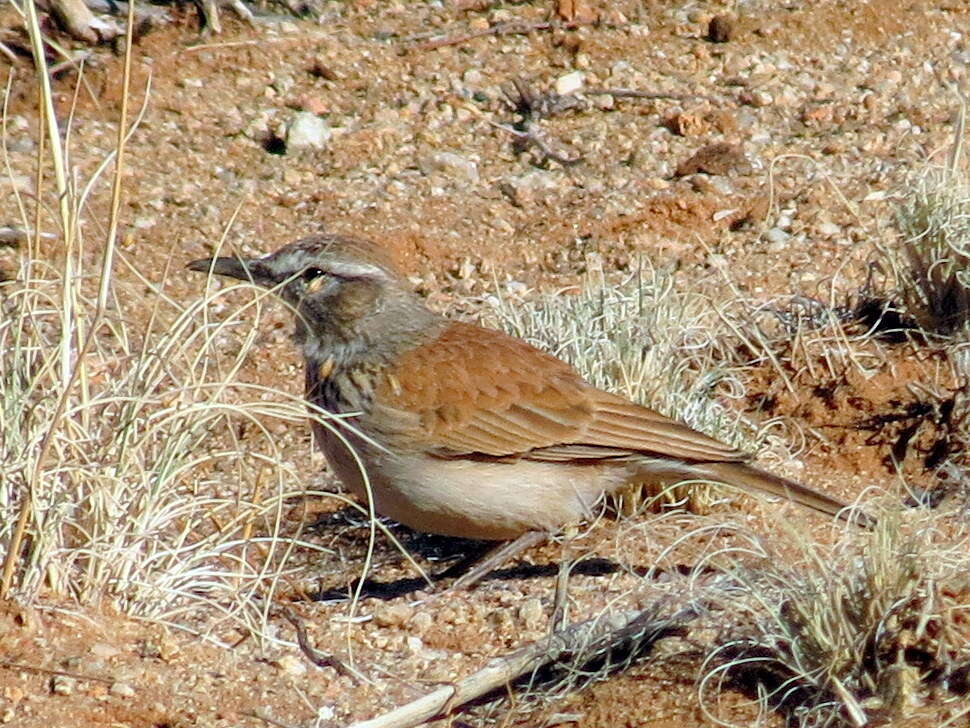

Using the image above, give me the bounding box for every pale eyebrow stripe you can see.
[326,261,389,279]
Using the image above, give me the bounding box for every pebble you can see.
[765,227,790,249]
[374,603,414,628]
[817,221,841,237]
[410,611,434,632]
[555,71,585,96]
[674,142,749,177]
[274,654,307,676]
[707,14,734,43]
[463,69,484,86]
[422,152,479,184]
[90,643,121,659]
[286,112,331,151]
[517,598,545,630]
[501,170,561,206]
[109,681,136,698]
[50,675,76,696]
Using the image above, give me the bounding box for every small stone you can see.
[286,112,331,151]
[405,636,424,654]
[555,71,585,96]
[517,598,545,630]
[674,143,749,177]
[707,14,734,43]
[592,94,615,110]
[296,94,328,116]
[468,16,489,31]
[309,57,339,81]
[740,90,773,108]
[410,612,434,632]
[421,152,479,184]
[463,69,484,86]
[374,603,414,628]
[50,675,76,696]
[499,169,560,207]
[273,655,307,676]
[765,227,790,250]
[817,221,841,237]
[109,681,135,698]
[90,643,121,660]
[666,111,710,137]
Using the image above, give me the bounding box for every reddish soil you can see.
[1,0,968,726]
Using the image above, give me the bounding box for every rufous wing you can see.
[373,321,748,464]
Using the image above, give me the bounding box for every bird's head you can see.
[188,234,438,364]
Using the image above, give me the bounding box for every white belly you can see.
[316,427,624,540]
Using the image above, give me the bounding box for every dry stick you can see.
[0,659,114,685]
[488,120,583,166]
[245,709,300,728]
[281,607,368,684]
[415,20,569,51]
[585,87,721,103]
[346,607,688,728]
[0,41,17,64]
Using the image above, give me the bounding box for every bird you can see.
[188,234,872,585]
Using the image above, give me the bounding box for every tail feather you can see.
[689,461,875,529]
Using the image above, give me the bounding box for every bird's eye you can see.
[302,267,326,282]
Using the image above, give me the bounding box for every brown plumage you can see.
[188,235,872,560]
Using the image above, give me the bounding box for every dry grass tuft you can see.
[889,99,970,336]
[699,502,970,727]
[0,9,358,643]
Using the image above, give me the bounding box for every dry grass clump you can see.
[699,504,970,727]
[0,7,350,642]
[888,102,970,336]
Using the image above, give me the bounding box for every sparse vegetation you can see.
[889,102,970,336]
[699,503,970,728]
[0,6,345,640]
[2,2,969,727]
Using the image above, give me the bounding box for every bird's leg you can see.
[447,531,547,590]
[550,524,579,632]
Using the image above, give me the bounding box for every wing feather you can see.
[371,321,747,464]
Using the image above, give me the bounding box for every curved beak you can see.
[186,256,274,287]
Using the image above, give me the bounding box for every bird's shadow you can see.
[298,507,704,602]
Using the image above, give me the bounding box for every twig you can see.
[48,51,92,76]
[586,87,720,103]
[0,41,18,64]
[489,120,583,166]
[246,708,301,728]
[281,607,368,683]
[415,20,556,51]
[346,606,689,728]
[0,659,113,685]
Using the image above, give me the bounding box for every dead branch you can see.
[414,20,556,51]
[281,607,368,683]
[43,0,120,43]
[0,659,114,685]
[490,120,583,166]
[346,606,690,728]
[81,0,171,28]
[586,87,720,103]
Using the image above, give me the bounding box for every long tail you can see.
[689,461,876,529]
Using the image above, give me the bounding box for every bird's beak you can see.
[186,256,274,287]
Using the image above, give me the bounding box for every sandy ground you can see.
[0,0,968,725]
